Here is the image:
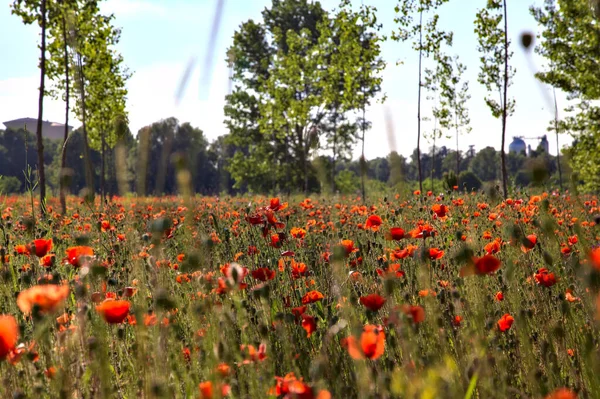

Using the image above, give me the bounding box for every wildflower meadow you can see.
[0,190,597,398]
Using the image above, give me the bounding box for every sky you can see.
[0,0,568,159]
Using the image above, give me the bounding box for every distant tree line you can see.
[0,119,568,197]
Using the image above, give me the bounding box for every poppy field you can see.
[0,191,599,398]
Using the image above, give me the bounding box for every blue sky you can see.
[0,0,566,159]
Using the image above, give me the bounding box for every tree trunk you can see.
[455,115,460,188]
[296,125,308,194]
[331,110,337,194]
[416,8,424,195]
[360,103,366,201]
[77,55,95,203]
[36,0,48,215]
[500,0,509,198]
[431,134,435,193]
[60,13,69,215]
[553,88,563,190]
[101,130,106,204]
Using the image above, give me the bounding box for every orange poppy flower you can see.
[302,290,324,305]
[495,291,504,302]
[96,299,131,324]
[497,313,514,332]
[17,284,69,315]
[365,215,383,231]
[359,294,386,311]
[342,324,385,360]
[0,315,18,359]
[31,239,52,258]
[385,227,405,241]
[460,255,501,277]
[65,246,94,267]
[565,290,580,302]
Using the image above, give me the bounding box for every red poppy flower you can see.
[291,306,307,320]
[65,246,94,267]
[376,263,404,279]
[251,267,276,282]
[385,227,405,241]
[497,313,514,332]
[291,262,309,279]
[268,197,288,212]
[301,314,317,337]
[15,245,30,256]
[17,284,69,315]
[290,227,306,239]
[301,290,324,305]
[452,315,463,327]
[485,238,502,255]
[342,324,385,360]
[521,234,537,252]
[534,268,557,287]
[461,254,502,277]
[545,388,577,399]
[199,381,213,399]
[365,215,383,231]
[589,247,600,270]
[359,294,386,312]
[428,248,444,260]
[96,299,131,324]
[240,343,267,363]
[246,214,264,225]
[340,240,359,256]
[403,305,425,324]
[0,315,18,360]
[271,373,324,398]
[39,254,55,268]
[31,238,52,258]
[495,291,504,302]
[432,204,449,218]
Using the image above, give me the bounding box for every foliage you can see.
[225,0,384,194]
[532,0,600,191]
[0,190,595,398]
[0,176,22,194]
[474,0,514,197]
[459,170,482,191]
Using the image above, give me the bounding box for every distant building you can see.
[2,118,72,140]
[539,135,549,154]
[509,136,526,155]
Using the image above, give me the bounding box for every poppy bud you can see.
[521,32,534,49]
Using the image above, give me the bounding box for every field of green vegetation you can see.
[0,191,596,398]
